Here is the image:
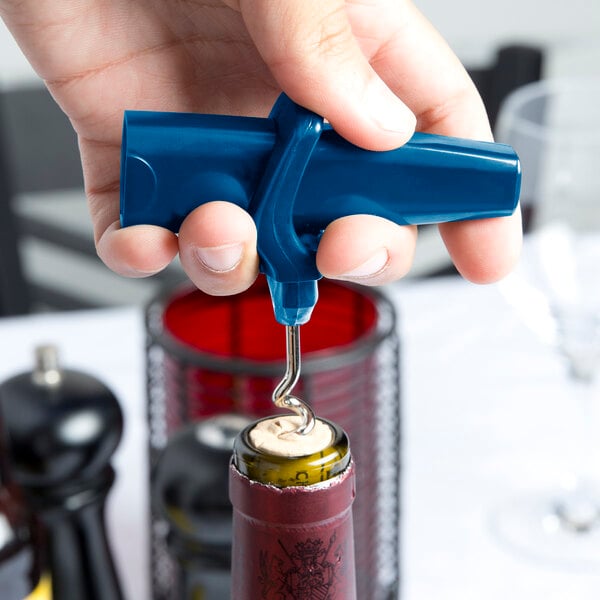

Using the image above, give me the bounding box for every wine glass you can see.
[492,77,600,570]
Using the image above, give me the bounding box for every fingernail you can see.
[195,243,244,273]
[366,79,416,135]
[339,248,390,280]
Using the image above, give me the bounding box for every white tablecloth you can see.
[0,276,598,599]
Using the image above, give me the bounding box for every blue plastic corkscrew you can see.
[120,93,521,326]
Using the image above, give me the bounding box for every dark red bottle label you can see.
[229,461,356,599]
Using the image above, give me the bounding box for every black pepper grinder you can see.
[152,414,251,600]
[0,345,124,600]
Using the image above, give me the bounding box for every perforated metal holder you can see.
[146,277,401,600]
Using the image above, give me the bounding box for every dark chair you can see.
[469,44,544,131]
[0,84,182,316]
[0,84,87,315]
[0,126,28,316]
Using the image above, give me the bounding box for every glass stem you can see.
[554,373,600,532]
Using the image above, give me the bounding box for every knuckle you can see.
[268,5,354,71]
[314,9,354,60]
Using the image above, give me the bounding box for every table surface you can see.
[1,275,599,599]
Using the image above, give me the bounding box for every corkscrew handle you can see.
[121,94,521,325]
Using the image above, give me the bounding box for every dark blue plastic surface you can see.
[120,94,521,325]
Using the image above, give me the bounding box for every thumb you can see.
[235,0,416,150]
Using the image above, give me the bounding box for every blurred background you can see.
[1,0,599,316]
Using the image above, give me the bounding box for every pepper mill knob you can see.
[0,345,123,492]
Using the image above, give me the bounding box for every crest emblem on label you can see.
[258,533,343,599]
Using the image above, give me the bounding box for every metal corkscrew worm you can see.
[272,326,315,436]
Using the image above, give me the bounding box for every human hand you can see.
[0,0,521,296]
